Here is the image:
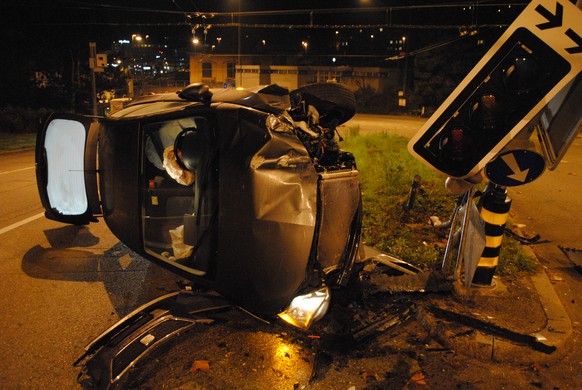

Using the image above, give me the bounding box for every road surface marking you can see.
[0,166,35,175]
[0,212,45,236]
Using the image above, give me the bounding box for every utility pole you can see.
[89,42,98,117]
[402,36,408,96]
[89,42,107,118]
[237,0,242,88]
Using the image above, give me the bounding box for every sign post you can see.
[89,42,98,117]
[89,42,107,117]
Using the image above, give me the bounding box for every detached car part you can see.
[75,291,231,388]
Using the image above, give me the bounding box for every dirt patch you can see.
[426,276,547,335]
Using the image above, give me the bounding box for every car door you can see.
[36,113,102,225]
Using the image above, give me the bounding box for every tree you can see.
[410,31,498,113]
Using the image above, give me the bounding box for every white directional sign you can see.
[485,149,546,186]
[501,153,529,183]
[408,0,581,179]
[532,1,582,55]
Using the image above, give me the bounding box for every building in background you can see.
[188,53,401,94]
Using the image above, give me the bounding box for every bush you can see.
[353,85,397,114]
[0,106,52,134]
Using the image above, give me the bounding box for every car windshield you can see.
[141,115,216,277]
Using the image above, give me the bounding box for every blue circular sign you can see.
[485,149,546,187]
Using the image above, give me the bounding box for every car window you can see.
[141,116,214,277]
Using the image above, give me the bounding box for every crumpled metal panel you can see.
[250,141,316,227]
[215,107,319,314]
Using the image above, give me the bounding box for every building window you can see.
[202,62,212,78]
[227,63,235,78]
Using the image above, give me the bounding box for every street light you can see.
[192,37,200,56]
[302,41,308,53]
[132,34,142,45]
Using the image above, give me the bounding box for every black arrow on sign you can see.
[565,28,582,54]
[535,2,563,30]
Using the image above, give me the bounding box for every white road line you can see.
[0,166,35,175]
[0,212,45,236]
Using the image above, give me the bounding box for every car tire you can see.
[293,83,357,127]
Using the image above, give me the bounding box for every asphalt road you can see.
[0,149,180,387]
[342,113,426,138]
[0,115,580,388]
[508,135,582,250]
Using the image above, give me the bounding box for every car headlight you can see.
[278,287,331,330]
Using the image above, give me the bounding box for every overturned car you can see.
[36,82,362,325]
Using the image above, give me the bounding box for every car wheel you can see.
[292,83,357,127]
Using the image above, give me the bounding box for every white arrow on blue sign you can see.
[485,149,546,187]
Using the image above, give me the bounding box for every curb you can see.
[0,147,35,155]
[417,246,573,364]
[525,244,574,358]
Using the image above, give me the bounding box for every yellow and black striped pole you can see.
[473,184,511,286]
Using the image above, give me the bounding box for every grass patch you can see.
[340,127,537,277]
[0,133,37,152]
[341,130,453,269]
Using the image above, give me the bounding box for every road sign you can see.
[96,54,107,68]
[485,149,546,186]
[408,0,581,179]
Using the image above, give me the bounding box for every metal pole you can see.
[473,184,511,286]
[402,36,409,97]
[91,70,97,117]
[237,0,241,88]
[89,42,98,117]
[404,175,421,211]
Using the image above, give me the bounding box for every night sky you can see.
[1,1,526,106]
[3,1,526,54]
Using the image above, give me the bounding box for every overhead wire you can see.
[28,21,512,30]
[16,1,527,20]
[43,0,186,14]
[18,1,525,34]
